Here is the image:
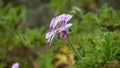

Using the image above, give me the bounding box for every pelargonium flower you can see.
[46,14,72,45]
[11,62,19,68]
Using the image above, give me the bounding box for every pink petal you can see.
[50,17,59,29]
[58,14,72,25]
[46,29,58,45]
[60,33,67,39]
[12,62,19,68]
[57,14,65,22]
[49,33,56,45]
[58,27,69,33]
[45,32,53,39]
[47,37,51,43]
[65,14,72,23]
[50,18,55,28]
[65,23,72,28]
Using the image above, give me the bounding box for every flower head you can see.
[11,62,19,68]
[46,14,72,45]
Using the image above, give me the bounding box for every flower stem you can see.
[67,37,82,61]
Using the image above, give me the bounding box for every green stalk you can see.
[67,37,82,61]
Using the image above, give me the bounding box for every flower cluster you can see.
[46,14,73,45]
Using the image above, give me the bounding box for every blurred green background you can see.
[0,0,120,68]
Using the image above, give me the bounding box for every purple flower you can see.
[11,62,19,68]
[46,14,72,45]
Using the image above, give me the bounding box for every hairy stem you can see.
[67,37,82,61]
